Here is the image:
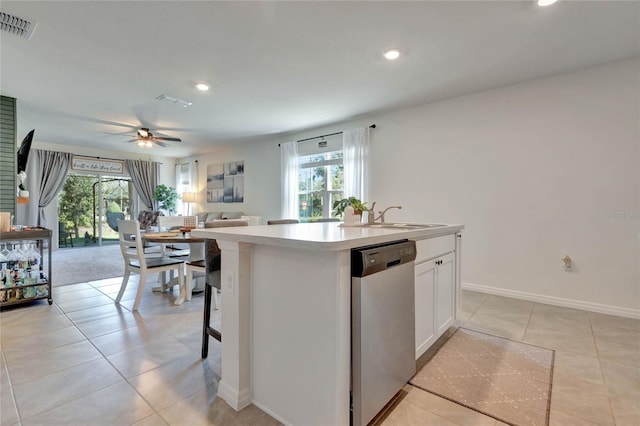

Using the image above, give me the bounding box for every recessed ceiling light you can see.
[383,49,401,61]
[537,0,558,6]
[194,82,209,91]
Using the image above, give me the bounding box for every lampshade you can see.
[182,192,196,203]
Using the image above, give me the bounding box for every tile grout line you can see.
[84,278,217,425]
[9,290,170,426]
[0,344,23,425]
[520,302,536,342]
[1,300,69,425]
[588,315,620,426]
[459,292,488,327]
[75,282,173,426]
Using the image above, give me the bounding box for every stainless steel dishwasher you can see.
[351,239,416,426]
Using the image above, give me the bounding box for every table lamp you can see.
[182,192,196,216]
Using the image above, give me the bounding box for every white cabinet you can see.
[414,235,459,360]
[415,259,436,357]
[435,252,455,337]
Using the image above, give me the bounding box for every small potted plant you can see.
[152,184,180,215]
[332,196,368,218]
[17,171,29,198]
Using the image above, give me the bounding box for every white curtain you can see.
[175,161,198,215]
[343,127,371,203]
[280,141,299,219]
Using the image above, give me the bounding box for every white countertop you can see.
[191,222,464,251]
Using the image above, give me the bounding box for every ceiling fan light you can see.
[137,140,146,147]
[138,128,149,138]
[194,82,209,91]
[145,141,153,148]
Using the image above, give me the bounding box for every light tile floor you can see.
[1,280,638,426]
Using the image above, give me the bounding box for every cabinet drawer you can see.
[414,235,455,264]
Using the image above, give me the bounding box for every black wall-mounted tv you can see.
[16,129,34,173]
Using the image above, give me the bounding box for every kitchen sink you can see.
[364,223,448,229]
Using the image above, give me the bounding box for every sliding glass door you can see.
[58,173,135,246]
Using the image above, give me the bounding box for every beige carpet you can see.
[410,328,554,426]
[49,244,124,286]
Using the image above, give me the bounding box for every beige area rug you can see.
[410,328,554,426]
[49,244,125,286]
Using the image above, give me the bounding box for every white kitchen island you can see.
[191,222,464,426]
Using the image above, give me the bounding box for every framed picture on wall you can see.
[207,161,245,203]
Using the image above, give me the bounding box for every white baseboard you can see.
[217,381,252,411]
[251,400,293,426]
[462,282,640,320]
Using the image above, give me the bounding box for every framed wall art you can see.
[207,160,244,203]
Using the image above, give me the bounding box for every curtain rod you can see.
[177,159,198,166]
[278,124,376,147]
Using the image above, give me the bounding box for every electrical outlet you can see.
[224,270,236,294]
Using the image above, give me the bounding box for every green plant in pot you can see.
[332,196,368,218]
[152,184,180,215]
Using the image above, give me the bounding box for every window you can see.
[175,162,197,215]
[298,150,343,221]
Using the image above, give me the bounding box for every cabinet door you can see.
[415,259,436,359]
[435,252,455,337]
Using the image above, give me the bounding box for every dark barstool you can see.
[201,219,249,358]
[202,239,222,358]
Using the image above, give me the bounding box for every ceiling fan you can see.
[127,128,182,148]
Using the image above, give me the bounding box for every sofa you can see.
[195,211,245,224]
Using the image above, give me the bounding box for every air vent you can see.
[0,12,37,40]
[156,94,192,108]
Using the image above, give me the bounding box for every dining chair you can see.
[115,219,185,311]
[199,219,249,358]
[157,215,185,231]
[184,219,249,303]
[58,222,75,247]
[184,215,197,229]
[267,219,299,225]
[157,215,199,258]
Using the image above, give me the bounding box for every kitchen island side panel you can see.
[251,244,351,426]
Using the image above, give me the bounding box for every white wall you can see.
[275,59,639,314]
[23,58,638,313]
[180,138,281,223]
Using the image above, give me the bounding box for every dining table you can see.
[142,230,206,304]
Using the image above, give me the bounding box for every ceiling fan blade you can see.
[153,137,182,142]
[125,138,138,143]
[155,140,169,148]
[104,131,136,136]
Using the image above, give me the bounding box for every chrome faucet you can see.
[377,206,402,223]
[367,202,377,224]
[367,202,402,224]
